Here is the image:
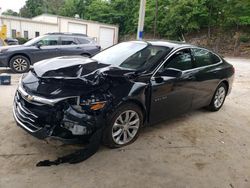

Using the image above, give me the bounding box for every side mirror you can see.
[159,68,182,78]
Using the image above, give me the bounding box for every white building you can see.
[0,14,119,49]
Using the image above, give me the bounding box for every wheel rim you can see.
[13,58,28,72]
[214,86,226,108]
[112,110,140,145]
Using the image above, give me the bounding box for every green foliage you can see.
[2,9,19,16]
[16,37,29,44]
[239,34,250,43]
[8,0,250,38]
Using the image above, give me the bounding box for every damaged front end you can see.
[12,57,116,165]
[13,56,147,166]
[13,84,110,143]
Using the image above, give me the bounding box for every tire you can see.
[10,55,30,73]
[103,103,143,148]
[207,82,227,111]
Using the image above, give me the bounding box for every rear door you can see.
[150,48,195,123]
[59,36,83,56]
[190,48,223,109]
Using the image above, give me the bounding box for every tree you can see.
[17,0,250,38]
[2,9,19,16]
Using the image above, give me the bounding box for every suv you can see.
[0,33,101,73]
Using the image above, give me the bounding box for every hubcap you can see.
[13,58,28,72]
[214,86,226,108]
[112,110,140,145]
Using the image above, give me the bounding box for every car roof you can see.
[147,40,196,49]
[129,40,195,49]
[45,32,88,37]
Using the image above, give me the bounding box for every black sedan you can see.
[13,41,234,164]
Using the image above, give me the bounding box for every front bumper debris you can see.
[13,86,104,142]
[13,87,106,166]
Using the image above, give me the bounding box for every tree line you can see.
[2,0,250,39]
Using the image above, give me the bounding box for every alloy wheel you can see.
[112,110,140,145]
[214,86,226,108]
[13,58,28,72]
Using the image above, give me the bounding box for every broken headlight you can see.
[70,96,107,113]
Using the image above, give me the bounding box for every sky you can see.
[0,0,26,12]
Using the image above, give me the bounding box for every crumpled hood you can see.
[22,56,136,98]
[33,56,108,78]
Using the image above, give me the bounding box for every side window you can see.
[192,48,221,67]
[61,37,77,45]
[77,37,90,44]
[162,49,193,71]
[37,36,59,46]
[210,53,221,64]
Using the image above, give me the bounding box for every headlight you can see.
[89,101,106,110]
[71,96,107,112]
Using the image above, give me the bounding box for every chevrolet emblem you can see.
[26,95,34,101]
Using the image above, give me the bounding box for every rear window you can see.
[192,48,221,68]
[61,36,77,45]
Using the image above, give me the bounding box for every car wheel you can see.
[207,83,227,111]
[103,103,143,148]
[10,55,30,73]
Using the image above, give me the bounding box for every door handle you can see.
[76,47,82,49]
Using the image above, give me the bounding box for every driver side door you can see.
[31,35,61,63]
[149,48,195,124]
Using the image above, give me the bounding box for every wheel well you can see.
[8,53,31,67]
[221,80,229,94]
[123,99,147,124]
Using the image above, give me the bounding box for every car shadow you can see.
[0,68,14,74]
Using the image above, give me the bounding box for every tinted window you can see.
[162,49,193,71]
[37,36,59,46]
[210,53,221,64]
[192,48,221,67]
[77,37,90,44]
[61,36,77,45]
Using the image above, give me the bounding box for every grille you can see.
[14,92,42,132]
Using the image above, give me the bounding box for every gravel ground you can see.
[0,57,249,188]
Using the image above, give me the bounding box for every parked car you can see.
[4,38,19,45]
[0,33,101,73]
[13,41,234,150]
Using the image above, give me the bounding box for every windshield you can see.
[92,42,170,71]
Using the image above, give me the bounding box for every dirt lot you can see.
[0,58,250,188]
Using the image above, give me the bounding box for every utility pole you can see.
[153,0,158,38]
[137,0,146,40]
